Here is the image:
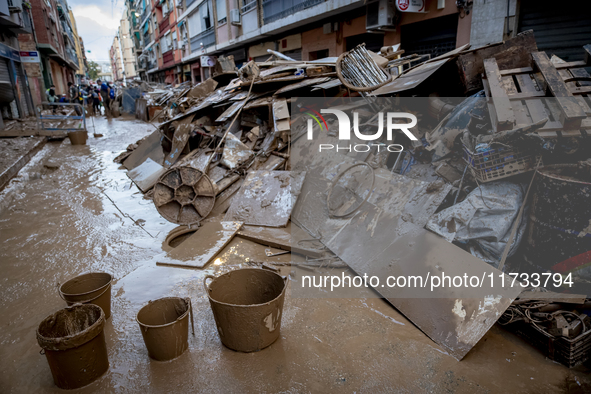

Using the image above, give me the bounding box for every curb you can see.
[0,137,48,191]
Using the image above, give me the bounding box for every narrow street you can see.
[0,115,588,392]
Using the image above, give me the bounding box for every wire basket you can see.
[462,143,540,183]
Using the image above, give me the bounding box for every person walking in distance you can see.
[68,82,81,115]
[98,79,111,118]
[45,84,57,114]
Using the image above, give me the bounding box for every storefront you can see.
[0,42,33,120]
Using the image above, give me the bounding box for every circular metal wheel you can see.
[153,167,216,225]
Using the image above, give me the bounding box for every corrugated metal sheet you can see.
[0,59,15,104]
[519,0,591,62]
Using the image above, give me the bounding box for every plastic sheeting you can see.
[426,181,527,266]
[121,87,141,115]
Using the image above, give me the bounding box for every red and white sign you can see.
[396,0,425,12]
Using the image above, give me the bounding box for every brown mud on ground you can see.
[0,136,44,175]
[1,116,590,393]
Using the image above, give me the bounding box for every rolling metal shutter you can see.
[0,58,15,104]
[518,0,591,62]
[401,14,458,59]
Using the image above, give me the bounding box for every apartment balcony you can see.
[143,30,153,46]
[134,34,143,53]
[140,4,151,24]
[61,20,75,45]
[262,0,324,24]
[65,47,79,70]
[1,0,32,34]
[162,49,175,68]
[190,27,216,53]
[159,16,170,37]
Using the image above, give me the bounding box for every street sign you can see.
[396,0,426,12]
[20,51,40,63]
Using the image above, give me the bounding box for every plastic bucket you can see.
[136,297,194,361]
[203,268,288,352]
[68,130,88,145]
[37,304,109,389]
[59,272,113,319]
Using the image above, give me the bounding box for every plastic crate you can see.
[462,143,539,183]
[506,321,591,368]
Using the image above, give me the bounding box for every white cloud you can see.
[72,5,121,31]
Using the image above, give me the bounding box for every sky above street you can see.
[69,0,125,64]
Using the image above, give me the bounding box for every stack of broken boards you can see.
[481,44,591,138]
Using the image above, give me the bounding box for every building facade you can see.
[0,0,35,122]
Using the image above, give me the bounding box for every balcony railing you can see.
[61,20,75,45]
[262,0,323,24]
[143,30,153,46]
[140,4,151,24]
[66,47,78,65]
[242,0,257,13]
[190,27,215,53]
[159,16,170,37]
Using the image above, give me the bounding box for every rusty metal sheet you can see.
[224,170,306,227]
[157,221,243,268]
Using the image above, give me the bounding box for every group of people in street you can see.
[45,80,116,118]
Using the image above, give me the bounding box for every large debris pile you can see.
[116,33,591,365]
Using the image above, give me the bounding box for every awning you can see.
[143,22,149,33]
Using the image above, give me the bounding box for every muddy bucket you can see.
[67,130,88,145]
[136,297,194,361]
[37,304,109,389]
[204,268,288,352]
[59,272,113,319]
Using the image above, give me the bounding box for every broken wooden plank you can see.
[456,30,538,93]
[531,51,586,128]
[483,58,515,130]
[157,221,243,268]
[237,223,324,258]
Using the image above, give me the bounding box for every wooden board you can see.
[157,221,242,268]
[483,58,515,131]
[456,30,538,93]
[531,51,586,128]
[237,222,324,258]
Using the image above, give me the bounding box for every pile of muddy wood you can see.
[115,31,591,365]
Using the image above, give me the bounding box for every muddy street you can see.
[0,115,586,392]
